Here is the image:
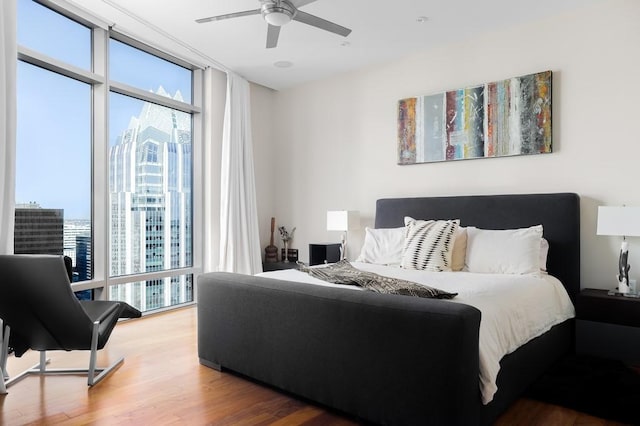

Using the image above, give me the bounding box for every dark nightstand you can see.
[576,288,640,364]
[262,261,299,272]
[309,243,341,266]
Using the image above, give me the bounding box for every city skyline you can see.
[16,0,192,221]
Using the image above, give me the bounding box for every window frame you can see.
[16,0,204,313]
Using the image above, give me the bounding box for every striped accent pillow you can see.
[401,217,459,272]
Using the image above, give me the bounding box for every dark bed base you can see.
[198,273,483,425]
[197,193,580,425]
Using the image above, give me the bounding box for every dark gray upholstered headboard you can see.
[375,193,581,301]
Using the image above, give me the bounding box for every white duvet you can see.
[257,262,575,404]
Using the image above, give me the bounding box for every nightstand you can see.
[576,288,640,364]
[262,261,299,272]
[309,243,341,266]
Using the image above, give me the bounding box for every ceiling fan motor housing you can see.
[261,0,297,26]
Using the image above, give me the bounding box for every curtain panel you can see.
[218,72,262,274]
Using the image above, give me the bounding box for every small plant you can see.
[278,226,296,243]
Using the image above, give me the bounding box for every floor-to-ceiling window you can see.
[15,0,202,312]
[107,38,195,311]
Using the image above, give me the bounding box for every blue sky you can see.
[16,0,192,220]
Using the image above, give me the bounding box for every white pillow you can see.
[465,225,543,274]
[356,227,406,266]
[401,217,459,272]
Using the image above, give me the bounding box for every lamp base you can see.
[340,233,347,261]
[608,279,638,297]
[619,281,630,294]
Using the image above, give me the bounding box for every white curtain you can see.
[0,0,17,255]
[218,72,262,274]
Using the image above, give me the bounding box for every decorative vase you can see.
[283,240,289,263]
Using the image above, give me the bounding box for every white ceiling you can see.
[70,0,600,90]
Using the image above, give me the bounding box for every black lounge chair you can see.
[0,255,141,393]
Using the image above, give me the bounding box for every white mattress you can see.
[257,262,575,404]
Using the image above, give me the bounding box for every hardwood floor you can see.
[1,306,627,425]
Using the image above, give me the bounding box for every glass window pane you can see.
[109,274,193,313]
[17,0,91,70]
[15,62,92,281]
[109,93,192,278]
[109,39,192,103]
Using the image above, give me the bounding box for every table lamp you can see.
[327,210,360,260]
[596,206,640,294]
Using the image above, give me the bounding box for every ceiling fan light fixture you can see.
[261,1,296,26]
[264,11,291,26]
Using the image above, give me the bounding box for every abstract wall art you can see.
[397,70,552,164]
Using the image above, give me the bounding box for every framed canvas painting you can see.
[398,70,552,164]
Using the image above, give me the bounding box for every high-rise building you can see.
[64,219,91,267]
[14,203,64,255]
[109,87,193,311]
[74,234,93,300]
[76,234,92,282]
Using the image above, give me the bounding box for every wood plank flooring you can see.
[0,306,627,425]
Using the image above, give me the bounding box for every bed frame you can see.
[197,193,580,425]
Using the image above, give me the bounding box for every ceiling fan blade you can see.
[266,24,281,48]
[292,10,352,37]
[290,0,318,7]
[195,9,260,24]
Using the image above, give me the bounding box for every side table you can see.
[576,288,640,365]
[309,243,341,266]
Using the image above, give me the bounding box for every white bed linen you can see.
[257,262,575,404]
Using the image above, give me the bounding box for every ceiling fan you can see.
[195,0,352,49]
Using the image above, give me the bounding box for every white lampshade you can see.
[597,206,640,237]
[327,210,360,232]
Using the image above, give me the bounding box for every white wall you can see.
[255,0,640,289]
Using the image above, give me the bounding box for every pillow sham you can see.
[356,226,406,266]
[401,217,459,272]
[465,225,543,274]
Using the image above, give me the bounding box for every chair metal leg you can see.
[0,324,47,393]
[0,323,124,392]
[86,321,124,386]
[1,322,8,378]
[39,351,47,373]
[3,356,51,389]
[0,322,9,394]
[88,321,99,385]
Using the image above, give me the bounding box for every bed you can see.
[197,193,580,425]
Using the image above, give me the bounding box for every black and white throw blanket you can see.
[298,260,457,299]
